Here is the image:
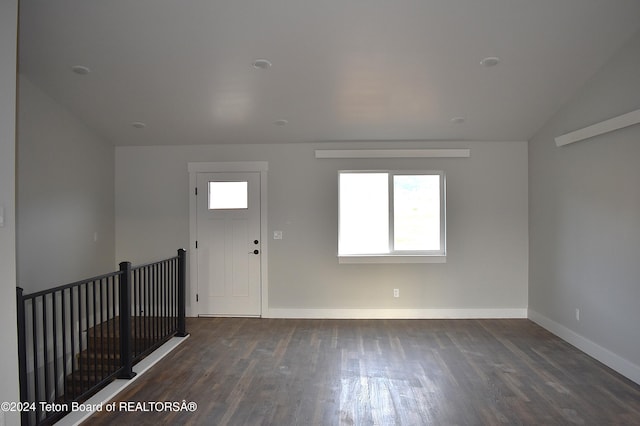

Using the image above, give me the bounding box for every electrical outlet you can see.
[273,230,283,240]
[393,288,399,298]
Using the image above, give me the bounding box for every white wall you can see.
[116,140,528,318]
[529,30,640,383]
[17,77,115,293]
[0,1,21,424]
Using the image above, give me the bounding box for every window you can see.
[208,181,248,209]
[339,171,445,261]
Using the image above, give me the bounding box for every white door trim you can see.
[188,161,268,317]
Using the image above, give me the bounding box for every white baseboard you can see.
[528,309,640,386]
[264,308,527,319]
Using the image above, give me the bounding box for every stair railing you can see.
[16,249,187,426]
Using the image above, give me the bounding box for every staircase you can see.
[64,316,160,399]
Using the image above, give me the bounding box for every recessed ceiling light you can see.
[252,59,272,70]
[480,57,500,67]
[131,121,146,129]
[71,65,91,75]
[450,117,465,124]
[274,119,288,126]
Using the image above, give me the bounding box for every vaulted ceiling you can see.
[18,0,640,146]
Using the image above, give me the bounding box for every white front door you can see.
[195,172,261,316]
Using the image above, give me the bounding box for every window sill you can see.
[338,255,446,264]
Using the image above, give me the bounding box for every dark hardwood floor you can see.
[87,318,640,425]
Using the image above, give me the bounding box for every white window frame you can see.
[338,170,446,264]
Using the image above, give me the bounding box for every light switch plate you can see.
[273,230,283,240]
[0,206,4,227]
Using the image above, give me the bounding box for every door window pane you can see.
[208,181,248,209]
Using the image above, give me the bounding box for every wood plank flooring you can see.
[87,318,640,425]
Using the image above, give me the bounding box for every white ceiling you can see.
[18,0,640,146]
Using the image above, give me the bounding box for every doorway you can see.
[188,162,268,317]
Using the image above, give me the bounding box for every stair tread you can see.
[86,316,177,338]
[63,316,176,401]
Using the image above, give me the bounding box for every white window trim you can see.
[338,170,446,263]
[338,255,446,264]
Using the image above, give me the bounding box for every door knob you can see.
[254,240,259,244]
[250,249,259,255]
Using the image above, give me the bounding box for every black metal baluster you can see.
[176,256,180,333]
[145,267,150,350]
[100,279,104,379]
[159,262,164,340]
[43,293,51,408]
[130,269,135,358]
[134,269,140,357]
[151,263,160,344]
[90,281,96,386]
[106,278,110,375]
[118,263,136,379]
[158,263,162,341]
[162,261,166,338]
[70,287,76,400]
[61,288,68,402]
[147,264,151,346]
[104,278,109,376]
[175,257,179,333]
[84,283,89,391]
[32,296,40,422]
[159,262,163,340]
[138,268,142,356]
[138,268,142,354]
[150,264,153,344]
[140,267,145,356]
[169,258,174,333]
[169,258,173,332]
[108,276,114,375]
[161,262,166,340]
[97,279,103,379]
[52,291,59,403]
[16,288,29,426]
[76,286,82,401]
[177,249,187,337]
